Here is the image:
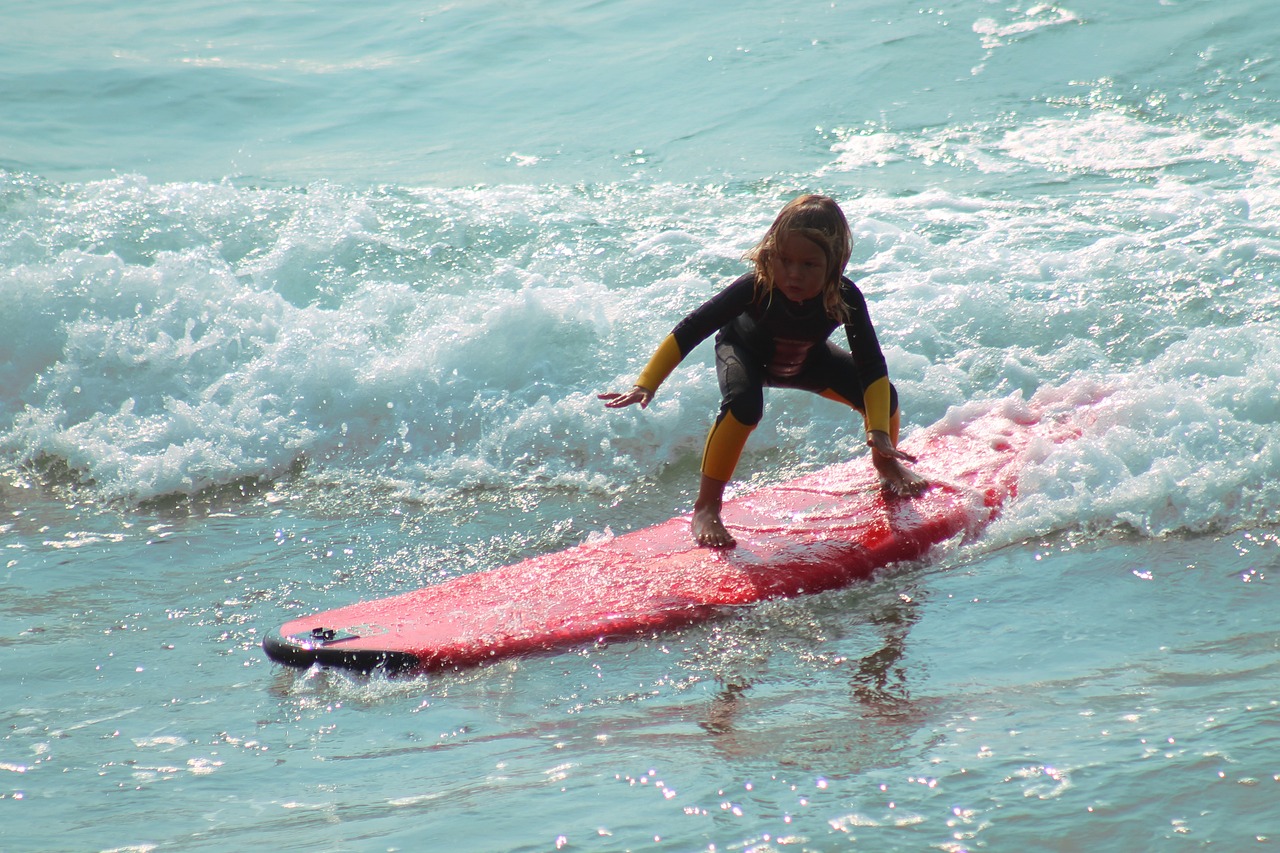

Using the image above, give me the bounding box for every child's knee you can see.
[723,394,764,427]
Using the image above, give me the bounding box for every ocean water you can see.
[3,0,1279,850]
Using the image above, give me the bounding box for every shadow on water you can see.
[693,577,944,774]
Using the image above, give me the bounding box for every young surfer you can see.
[601,194,926,548]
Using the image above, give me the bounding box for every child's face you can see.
[770,232,828,303]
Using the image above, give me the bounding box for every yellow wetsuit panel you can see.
[700,411,755,482]
[861,375,892,436]
[635,333,684,393]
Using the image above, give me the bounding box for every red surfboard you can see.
[263,399,1087,674]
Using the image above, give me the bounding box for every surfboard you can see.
[263,399,1086,674]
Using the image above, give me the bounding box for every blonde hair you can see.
[745,194,853,322]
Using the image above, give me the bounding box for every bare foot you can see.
[692,503,736,548]
[872,452,929,497]
[692,474,736,548]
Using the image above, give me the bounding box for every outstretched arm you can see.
[602,276,758,413]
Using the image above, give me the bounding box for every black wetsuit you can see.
[635,272,899,481]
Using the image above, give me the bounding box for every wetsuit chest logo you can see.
[768,337,814,378]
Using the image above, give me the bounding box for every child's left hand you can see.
[867,430,917,464]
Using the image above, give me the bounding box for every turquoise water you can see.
[3,0,1279,850]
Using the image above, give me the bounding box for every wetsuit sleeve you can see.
[633,274,756,392]
[861,375,892,435]
[841,280,893,435]
[635,334,683,392]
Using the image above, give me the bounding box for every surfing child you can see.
[601,194,926,548]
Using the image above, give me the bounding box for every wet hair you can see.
[745,194,853,322]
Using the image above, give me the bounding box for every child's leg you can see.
[700,410,756,483]
[694,338,765,547]
[693,410,755,548]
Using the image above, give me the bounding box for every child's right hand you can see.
[598,385,653,409]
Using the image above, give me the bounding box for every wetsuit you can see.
[634,272,899,482]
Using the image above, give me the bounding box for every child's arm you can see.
[867,429,917,463]
[598,333,676,409]
[601,275,754,409]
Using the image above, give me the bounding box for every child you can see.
[601,194,926,548]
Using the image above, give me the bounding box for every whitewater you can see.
[2,1,1278,850]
